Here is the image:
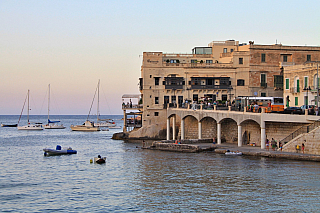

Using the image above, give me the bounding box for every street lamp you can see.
[303,86,311,106]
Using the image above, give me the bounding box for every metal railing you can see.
[278,120,320,144]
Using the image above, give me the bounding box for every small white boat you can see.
[71,80,101,132]
[43,145,77,156]
[17,90,43,130]
[44,84,66,129]
[94,119,116,127]
[71,120,100,131]
[225,150,242,155]
[18,123,43,130]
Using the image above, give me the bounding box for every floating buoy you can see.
[90,159,93,163]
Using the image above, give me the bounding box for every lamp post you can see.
[304,86,311,106]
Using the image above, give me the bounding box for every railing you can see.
[279,120,320,144]
[290,87,300,93]
[122,104,143,109]
[165,85,183,90]
[164,62,233,68]
[191,85,232,90]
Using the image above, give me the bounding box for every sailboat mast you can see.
[48,84,50,121]
[27,89,30,124]
[97,79,100,123]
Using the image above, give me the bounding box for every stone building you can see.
[126,40,320,138]
[284,62,320,108]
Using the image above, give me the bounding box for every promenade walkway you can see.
[206,143,320,162]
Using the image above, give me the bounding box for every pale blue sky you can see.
[1,0,319,115]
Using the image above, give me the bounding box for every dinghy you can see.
[43,145,77,156]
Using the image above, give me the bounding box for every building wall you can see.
[284,63,320,107]
[135,41,320,138]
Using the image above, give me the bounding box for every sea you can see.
[1,115,320,212]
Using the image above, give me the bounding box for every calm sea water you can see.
[1,115,320,212]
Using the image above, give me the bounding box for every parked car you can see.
[300,105,316,115]
[283,107,303,114]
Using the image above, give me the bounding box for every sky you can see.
[1,0,319,115]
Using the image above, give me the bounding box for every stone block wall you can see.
[221,119,238,144]
[265,122,306,143]
[282,127,320,155]
[184,116,199,139]
[241,120,261,145]
[201,117,217,139]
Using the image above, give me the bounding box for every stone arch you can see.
[240,119,261,146]
[183,115,198,139]
[200,117,217,139]
[220,118,238,144]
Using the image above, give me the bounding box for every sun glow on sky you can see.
[1,0,319,115]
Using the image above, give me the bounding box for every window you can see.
[164,96,169,105]
[274,75,283,89]
[261,73,266,87]
[237,79,245,86]
[154,112,159,116]
[285,78,289,90]
[154,77,160,85]
[222,95,227,101]
[150,75,152,78]
[191,59,197,63]
[223,48,227,53]
[230,49,234,52]
[206,60,213,64]
[193,94,198,102]
[171,96,176,103]
[304,76,308,88]
[239,58,243,64]
[261,53,266,62]
[307,55,311,62]
[283,55,287,62]
[178,96,183,105]
[261,93,266,97]
[155,97,159,104]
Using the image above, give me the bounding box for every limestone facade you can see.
[131,40,320,138]
[283,62,320,107]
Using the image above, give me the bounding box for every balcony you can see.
[165,85,183,90]
[164,77,184,90]
[191,85,232,90]
[290,87,300,93]
[260,82,267,88]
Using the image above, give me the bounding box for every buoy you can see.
[90,159,93,163]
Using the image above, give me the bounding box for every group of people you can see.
[265,138,282,151]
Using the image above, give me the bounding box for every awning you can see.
[122,94,141,99]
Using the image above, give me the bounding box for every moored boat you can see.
[44,84,66,129]
[225,150,242,155]
[1,123,18,127]
[94,156,106,164]
[43,145,77,156]
[17,90,43,130]
[71,120,100,131]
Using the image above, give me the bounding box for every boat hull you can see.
[17,125,43,130]
[94,157,106,164]
[44,124,66,129]
[43,148,77,156]
[1,124,18,127]
[70,125,100,131]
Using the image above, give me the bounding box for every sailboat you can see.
[17,90,43,130]
[70,80,101,131]
[44,84,66,129]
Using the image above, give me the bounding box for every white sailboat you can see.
[71,80,101,131]
[44,84,66,129]
[17,90,43,130]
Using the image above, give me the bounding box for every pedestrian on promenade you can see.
[238,103,241,111]
[302,143,305,154]
[279,142,282,151]
[266,138,269,151]
[316,106,318,116]
[271,138,276,151]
